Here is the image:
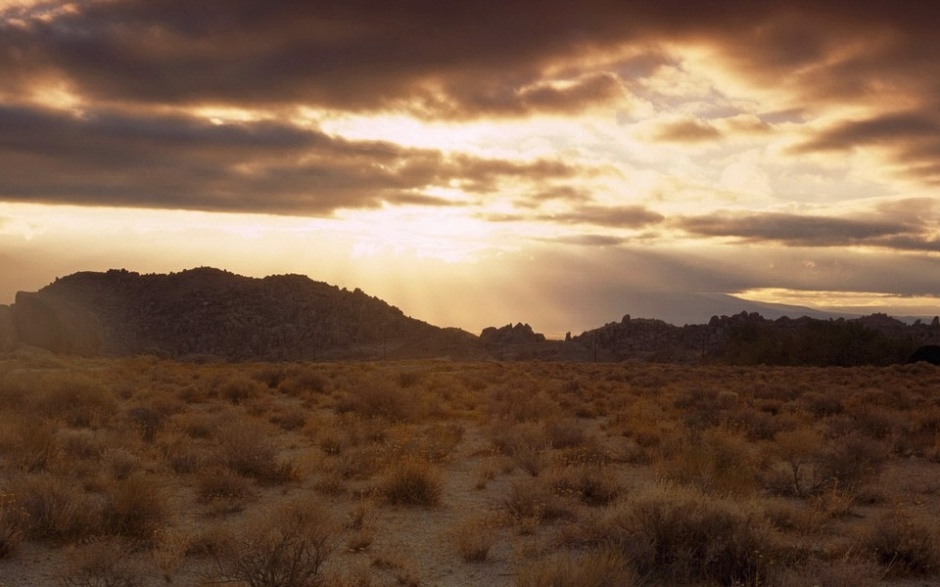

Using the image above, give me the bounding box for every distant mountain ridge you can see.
[1,267,937,365]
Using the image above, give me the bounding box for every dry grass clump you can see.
[546,465,621,507]
[514,549,634,587]
[379,458,442,507]
[8,473,98,541]
[196,466,255,506]
[214,419,297,484]
[212,498,339,587]
[602,484,778,585]
[503,477,573,529]
[660,426,761,495]
[0,491,26,558]
[861,511,940,577]
[217,374,265,405]
[60,537,147,587]
[100,473,168,543]
[335,376,419,422]
[450,516,498,562]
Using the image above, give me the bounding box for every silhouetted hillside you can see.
[573,311,940,366]
[6,268,482,360]
[3,268,939,365]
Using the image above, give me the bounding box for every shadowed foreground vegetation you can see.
[1,347,939,585]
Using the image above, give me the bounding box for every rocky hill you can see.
[3,268,939,365]
[3,268,482,360]
[572,311,940,366]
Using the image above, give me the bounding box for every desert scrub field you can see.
[0,347,939,586]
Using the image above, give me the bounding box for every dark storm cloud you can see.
[674,211,937,251]
[3,1,939,117]
[0,104,576,215]
[794,113,940,152]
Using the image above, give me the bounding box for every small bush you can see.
[503,477,572,526]
[451,517,497,563]
[213,498,339,587]
[547,465,621,506]
[863,511,940,577]
[380,459,442,507]
[60,537,146,587]
[514,549,634,587]
[603,484,777,585]
[0,492,26,558]
[217,375,265,405]
[11,473,98,541]
[196,466,255,504]
[215,420,296,484]
[101,473,168,543]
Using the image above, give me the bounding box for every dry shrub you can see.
[862,511,940,577]
[490,422,549,476]
[547,465,621,507]
[0,491,26,558]
[101,448,141,481]
[603,484,778,585]
[10,473,98,541]
[489,385,557,423]
[450,516,498,562]
[58,429,107,462]
[269,408,307,431]
[60,537,147,587]
[379,459,442,507]
[34,373,118,428]
[278,369,329,396]
[196,466,255,504]
[335,377,418,422]
[816,433,887,491]
[762,499,826,535]
[770,427,824,497]
[344,501,375,553]
[514,549,634,587]
[217,375,265,405]
[215,419,297,484]
[126,406,163,443]
[660,427,761,495]
[101,473,168,543]
[503,477,573,527]
[157,431,203,474]
[212,498,339,587]
[545,418,586,449]
[6,419,60,471]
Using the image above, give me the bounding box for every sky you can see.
[1,0,939,337]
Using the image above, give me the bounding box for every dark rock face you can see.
[12,292,102,355]
[7,268,476,360]
[908,345,940,365]
[480,323,546,344]
[0,304,16,351]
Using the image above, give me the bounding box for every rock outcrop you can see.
[0,304,16,351]
[908,345,940,366]
[480,323,546,344]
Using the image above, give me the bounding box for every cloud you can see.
[649,118,722,143]
[673,211,936,251]
[794,113,940,152]
[544,205,665,228]
[546,234,626,247]
[0,104,579,215]
[2,1,938,122]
